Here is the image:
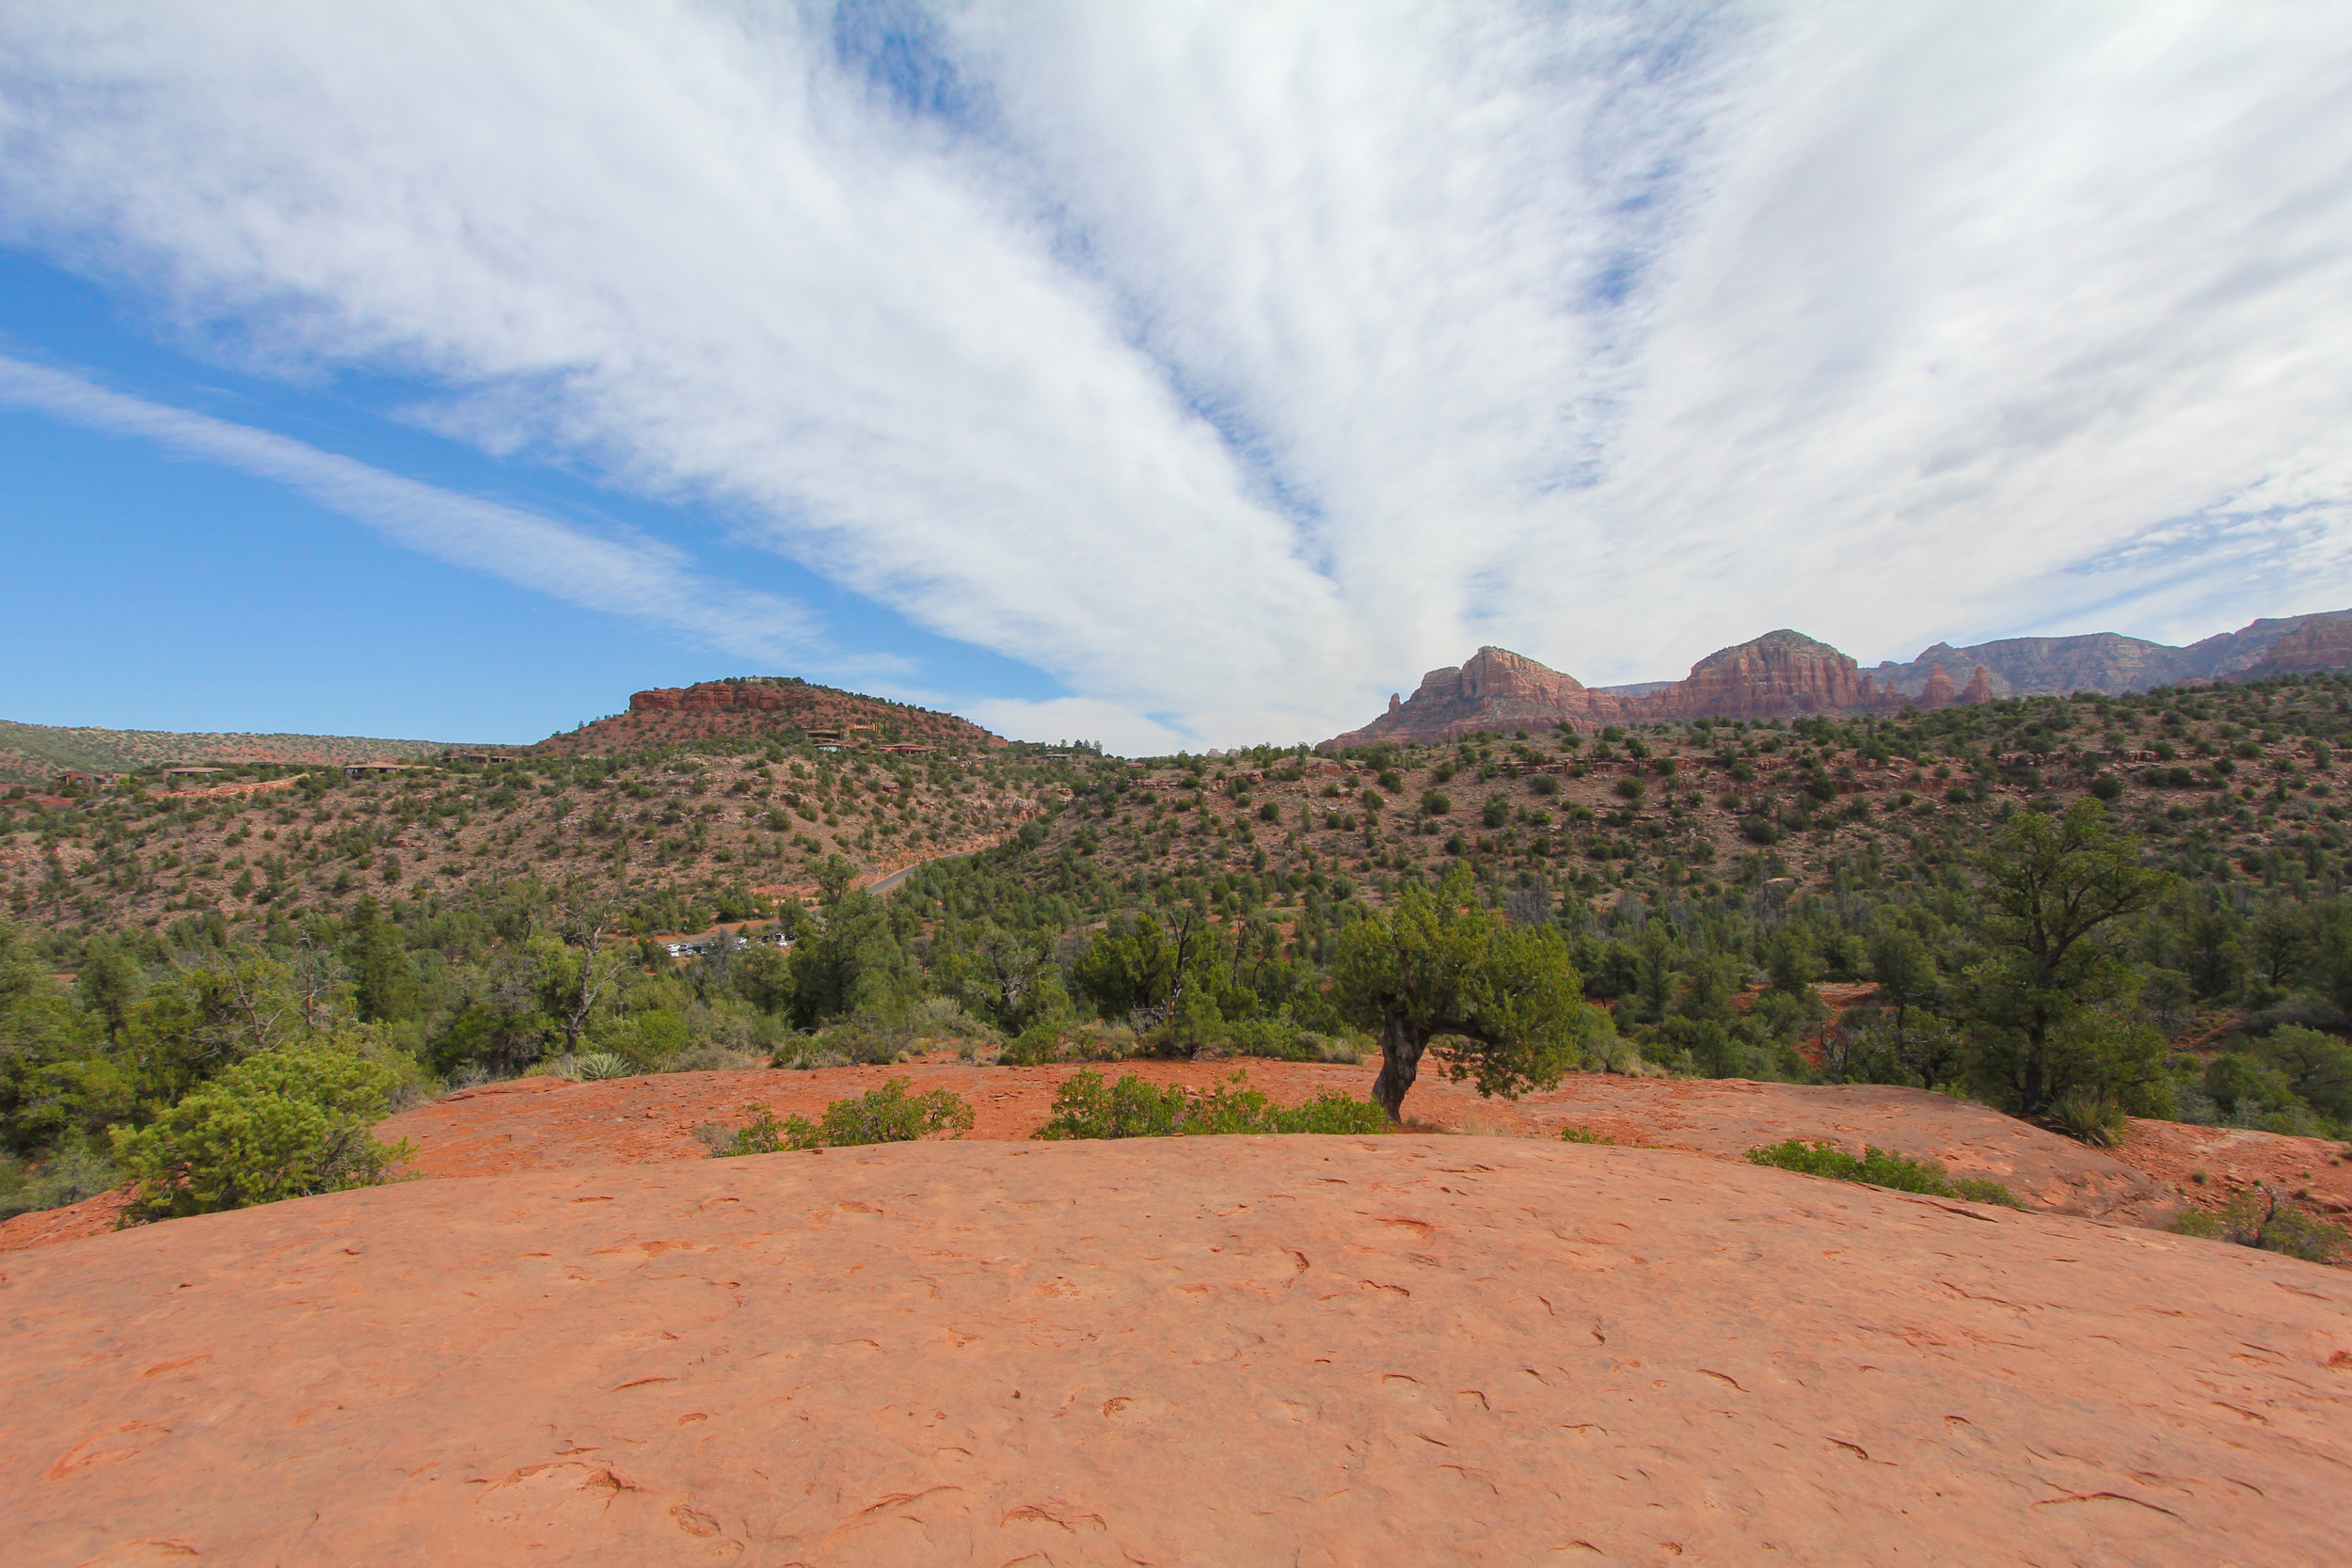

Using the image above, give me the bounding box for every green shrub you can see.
[111,1047,417,1223]
[774,1009,914,1068]
[573,1050,633,1081]
[1000,1022,1062,1067]
[1949,1177,2024,1206]
[1559,1125,1615,1145]
[1746,1138,2022,1208]
[0,1146,118,1222]
[2170,1186,2350,1264]
[1031,1070,1189,1139]
[1033,1069,1389,1140]
[715,1078,974,1155]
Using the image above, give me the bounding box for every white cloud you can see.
[0,354,813,659]
[3,1,2349,744]
[954,696,1194,760]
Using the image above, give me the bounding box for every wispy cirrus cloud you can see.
[0,354,814,660]
[2,1,2348,748]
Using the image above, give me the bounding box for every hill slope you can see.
[0,718,462,786]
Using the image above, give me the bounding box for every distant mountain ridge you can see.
[1326,608,2352,749]
[0,719,463,786]
[1863,611,2351,699]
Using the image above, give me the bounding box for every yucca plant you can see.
[2047,1089,2126,1148]
[573,1051,634,1082]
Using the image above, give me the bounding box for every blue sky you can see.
[3,3,2349,752]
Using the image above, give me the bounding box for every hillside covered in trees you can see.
[4,673,2348,1247]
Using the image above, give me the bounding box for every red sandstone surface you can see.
[370,1066,2173,1223]
[5,1135,2346,1566]
[0,1063,2181,1259]
[2117,1117,2352,1220]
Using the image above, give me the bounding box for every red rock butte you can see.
[1327,630,1947,748]
[1327,609,2352,748]
[532,677,1004,756]
[5,1135,2347,1566]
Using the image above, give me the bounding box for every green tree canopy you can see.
[1332,864,1598,1120]
[111,1042,417,1223]
[1963,800,2174,1116]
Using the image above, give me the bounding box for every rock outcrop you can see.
[1327,630,1901,746]
[534,677,1003,757]
[2241,614,2352,677]
[1868,611,2352,697]
[1326,609,2352,749]
[1638,629,1885,721]
[7,1136,2346,1566]
[1325,645,1629,748]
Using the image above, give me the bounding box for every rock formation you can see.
[2241,614,2352,677]
[534,677,1003,757]
[1325,645,1629,748]
[1868,610,2352,697]
[1324,608,2352,749]
[1326,630,1903,747]
[1637,629,1886,721]
[6,1136,2344,1565]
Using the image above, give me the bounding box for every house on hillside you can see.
[342,762,431,779]
[52,770,119,794]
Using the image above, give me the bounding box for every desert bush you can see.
[775,1009,914,1068]
[715,1078,974,1155]
[2046,1089,2127,1148]
[112,1046,418,1223]
[1559,1124,1615,1145]
[573,1050,633,1081]
[2170,1185,2350,1264]
[999,1021,1063,1067]
[665,1044,763,1073]
[1746,1138,2022,1208]
[0,1145,117,1222]
[1033,1069,1389,1140]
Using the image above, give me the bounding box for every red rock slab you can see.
[2117,1117,2352,1221]
[1461,1076,2179,1223]
[373,1063,2174,1223]
[4,1137,2347,1566]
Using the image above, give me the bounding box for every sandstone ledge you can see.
[5,1137,2346,1565]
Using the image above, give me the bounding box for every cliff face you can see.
[1640,629,1884,721]
[1325,631,1907,747]
[535,677,1004,756]
[1867,612,2352,696]
[2240,615,2352,677]
[1326,646,1628,749]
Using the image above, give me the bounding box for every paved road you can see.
[863,840,1000,897]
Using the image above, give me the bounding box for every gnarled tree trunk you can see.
[1370,1012,1426,1121]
